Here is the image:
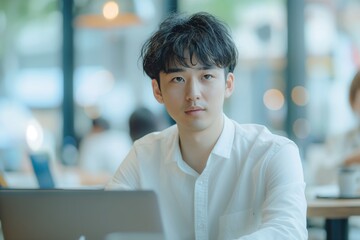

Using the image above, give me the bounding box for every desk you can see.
[307,198,360,240]
[3,168,109,189]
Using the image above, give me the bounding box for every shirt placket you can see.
[194,171,209,240]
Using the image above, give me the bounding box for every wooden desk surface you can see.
[307,198,360,219]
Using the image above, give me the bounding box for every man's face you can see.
[151,57,234,133]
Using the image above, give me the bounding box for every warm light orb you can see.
[103,1,119,20]
[263,89,285,111]
[291,86,309,106]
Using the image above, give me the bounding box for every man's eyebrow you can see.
[198,66,215,70]
[165,65,216,73]
[165,68,184,73]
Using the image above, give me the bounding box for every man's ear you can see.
[152,79,164,103]
[225,73,235,98]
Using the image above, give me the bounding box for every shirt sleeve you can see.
[238,142,308,240]
[104,146,141,190]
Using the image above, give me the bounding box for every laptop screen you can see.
[0,189,164,240]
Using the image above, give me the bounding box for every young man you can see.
[106,12,307,239]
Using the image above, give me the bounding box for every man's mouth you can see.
[185,106,205,114]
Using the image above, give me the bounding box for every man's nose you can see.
[186,79,201,101]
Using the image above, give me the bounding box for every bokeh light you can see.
[291,86,309,106]
[103,1,119,20]
[293,118,311,139]
[26,119,44,151]
[263,89,285,111]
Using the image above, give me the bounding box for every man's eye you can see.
[203,74,213,80]
[172,77,184,83]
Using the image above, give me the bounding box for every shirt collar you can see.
[163,126,181,165]
[165,114,235,165]
[211,114,235,159]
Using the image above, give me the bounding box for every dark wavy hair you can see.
[140,12,238,85]
[349,70,360,109]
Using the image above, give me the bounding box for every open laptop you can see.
[0,189,165,240]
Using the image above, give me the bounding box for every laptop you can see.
[0,189,165,240]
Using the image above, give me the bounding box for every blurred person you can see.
[78,117,132,185]
[341,70,360,166]
[318,70,360,184]
[314,70,360,231]
[129,106,160,142]
[309,71,360,186]
[106,12,307,239]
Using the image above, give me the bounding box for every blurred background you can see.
[0,0,360,188]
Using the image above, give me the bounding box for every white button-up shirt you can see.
[106,115,308,240]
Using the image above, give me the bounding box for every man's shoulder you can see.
[229,121,298,164]
[134,124,177,146]
[232,121,293,146]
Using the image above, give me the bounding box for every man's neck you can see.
[178,116,224,174]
